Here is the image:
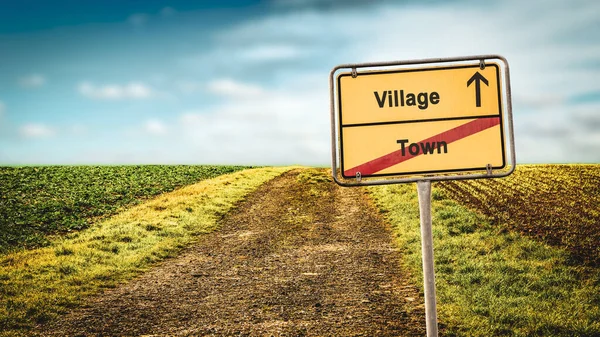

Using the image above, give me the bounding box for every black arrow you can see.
[467,72,489,107]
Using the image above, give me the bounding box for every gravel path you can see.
[35,168,426,336]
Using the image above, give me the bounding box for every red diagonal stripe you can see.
[344,117,501,177]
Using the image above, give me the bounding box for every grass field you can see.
[369,164,600,336]
[1,164,598,336]
[0,165,248,253]
[0,167,291,334]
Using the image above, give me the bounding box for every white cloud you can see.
[215,10,336,45]
[144,119,168,136]
[179,11,333,74]
[207,79,265,98]
[70,124,88,136]
[18,74,46,88]
[5,0,599,165]
[514,101,600,163]
[176,74,330,165]
[19,124,56,138]
[78,81,155,100]
[513,93,568,110]
[176,78,266,97]
[241,44,304,62]
[176,80,203,94]
[191,0,599,164]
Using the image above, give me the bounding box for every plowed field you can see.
[439,164,600,266]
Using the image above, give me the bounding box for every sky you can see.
[0,0,599,166]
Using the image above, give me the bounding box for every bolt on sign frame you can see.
[329,55,515,187]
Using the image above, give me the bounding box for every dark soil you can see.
[33,168,427,336]
[439,164,600,267]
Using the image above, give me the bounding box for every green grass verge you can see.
[368,183,600,337]
[0,166,291,336]
[0,165,248,253]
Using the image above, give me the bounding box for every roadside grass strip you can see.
[0,167,291,334]
[369,183,600,337]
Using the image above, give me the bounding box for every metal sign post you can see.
[417,180,438,337]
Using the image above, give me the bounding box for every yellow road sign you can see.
[336,61,507,179]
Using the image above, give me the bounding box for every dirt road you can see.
[35,168,426,336]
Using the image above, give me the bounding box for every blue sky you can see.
[0,0,599,165]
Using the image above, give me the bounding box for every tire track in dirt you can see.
[35,168,426,336]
